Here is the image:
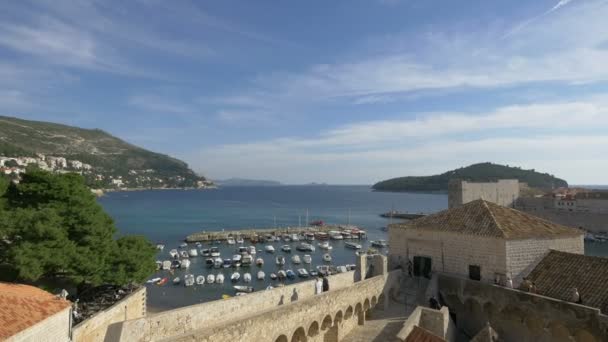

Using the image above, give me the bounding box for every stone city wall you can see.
[72,287,146,342]
[115,271,356,341]
[449,179,520,209]
[7,307,71,342]
[437,273,608,342]
[517,197,608,233]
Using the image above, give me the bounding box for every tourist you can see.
[322,275,329,292]
[571,288,581,303]
[429,297,441,310]
[505,276,513,289]
[521,277,532,292]
[315,277,323,295]
[407,259,413,277]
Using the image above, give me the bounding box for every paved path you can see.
[341,300,413,342]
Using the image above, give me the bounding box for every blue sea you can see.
[97,185,607,310]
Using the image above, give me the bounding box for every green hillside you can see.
[372,162,567,192]
[0,116,206,189]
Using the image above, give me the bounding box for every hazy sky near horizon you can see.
[1,0,608,184]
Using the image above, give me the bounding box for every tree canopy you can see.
[0,170,156,286]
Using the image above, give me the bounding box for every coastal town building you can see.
[389,199,584,284]
[447,179,520,209]
[0,282,72,342]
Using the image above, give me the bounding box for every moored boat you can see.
[291,255,301,264]
[248,246,257,255]
[305,233,315,241]
[196,275,205,285]
[323,253,332,262]
[276,255,286,265]
[318,241,332,250]
[233,254,242,263]
[180,259,191,269]
[234,285,253,293]
[330,231,343,240]
[157,277,168,286]
[303,255,312,264]
[179,243,188,248]
[291,234,299,241]
[206,258,214,267]
[315,232,329,240]
[277,270,287,280]
[231,272,240,282]
[257,270,265,280]
[286,269,296,279]
[169,249,179,258]
[207,274,215,284]
[201,249,211,257]
[184,274,195,287]
[216,273,225,284]
[227,237,236,245]
[236,236,244,244]
[243,273,252,283]
[270,273,277,280]
[213,257,222,268]
[156,244,165,251]
[242,254,253,266]
[345,242,362,249]
[162,260,172,270]
[265,245,275,253]
[180,250,189,258]
[371,240,389,248]
[171,260,181,269]
[173,277,181,285]
[146,277,162,284]
[189,249,198,257]
[256,257,264,266]
[222,258,232,268]
[281,245,291,252]
[210,247,220,257]
[297,268,309,278]
[296,243,315,252]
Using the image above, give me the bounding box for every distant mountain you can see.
[0,116,209,189]
[216,178,282,187]
[372,162,568,192]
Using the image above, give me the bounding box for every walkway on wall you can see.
[340,297,409,342]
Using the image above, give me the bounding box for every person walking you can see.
[322,275,329,292]
[315,277,323,295]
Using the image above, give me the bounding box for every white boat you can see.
[196,275,205,285]
[330,231,344,240]
[276,255,286,265]
[318,242,333,250]
[233,254,242,263]
[173,277,180,285]
[270,273,277,280]
[305,233,315,241]
[201,249,211,257]
[162,260,172,270]
[207,274,215,284]
[242,255,253,266]
[234,285,253,293]
[256,257,264,266]
[216,273,225,284]
[265,245,275,253]
[156,244,165,251]
[180,251,189,258]
[210,247,220,257]
[189,249,198,257]
[155,260,162,270]
[169,249,179,258]
[336,265,348,273]
[291,255,301,264]
[296,243,315,252]
[243,272,252,283]
[303,255,312,264]
[371,240,389,248]
[257,270,266,280]
[231,272,240,282]
[248,246,257,255]
[323,253,332,262]
[214,257,223,268]
[179,243,188,248]
[146,277,162,284]
[345,242,362,249]
[195,242,202,247]
[281,245,291,252]
[238,246,249,254]
[297,269,309,278]
[227,237,236,245]
[291,234,299,241]
[184,274,195,287]
[236,236,244,244]
[316,265,331,276]
[277,270,287,279]
[180,259,191,269]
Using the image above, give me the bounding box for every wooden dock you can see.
[185,225,339,243]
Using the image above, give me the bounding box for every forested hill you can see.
[372,162,568,192]
[0,116,208,189]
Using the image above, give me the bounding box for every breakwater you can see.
[185,225,341,242]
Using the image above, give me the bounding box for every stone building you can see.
[0,282,72,342]
[448,179,520,209]
[389,199,584,284]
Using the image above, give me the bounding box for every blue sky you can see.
[1,0,608,184]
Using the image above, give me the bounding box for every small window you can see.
[469,265,481,281]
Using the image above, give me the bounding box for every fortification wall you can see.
[72,287,146,342]
[114,271,356,341]
[437,274,608,342]
[449,180,520,209]
[7,307,71,342]
[517,198,608,232]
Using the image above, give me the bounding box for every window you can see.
[469,265,481,281]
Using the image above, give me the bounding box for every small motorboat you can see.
[316,265,330,276]
[231,272,240,282]
[243,273,252,283]
[169,249,179,258]
[196,275,205,285]
[297,269,309,278]
[195,242,202,247]
[318,241,332,250]
[233,254,242,263]
[238,246,249,254]
[156,243,165,251]
[236,292,248,296]
[180,259,191,269]
[291,255,301,264]
[281,245,291,252]
[257,271,265,280]
[286,270,296,279]
[146,277,161,284]
[346,264,357,271]
[184,274,195,287]
[330,231,344,240]
[173,277,181,285]
[256,257,264,266]
[189,249,198,257]
[162,260,172,270]
[276,256,286,265]
[277,270,287,280]
[371,240,389,248]
[207,274,215,284]
[282,235,291,242]
[216,273,225,284]
[315,232,329,240]
[270,273,277,280]
[155,261,162,270]
[345,242,362,249]
[265,245,275,253]
[336,265,348,273]
[201,249,211,257]
[180,251,189,258]
[223,258,232,268]
[309,270,318,277]
[323,253,332,262]
[291,234,299,242]
[242,255,253,266]
[212,257,222,268]
[303,255,312,264]
[266,285,274,291]
[157,277,168,286]
[210,247,220,257]
[179,243,188,248]
[206,258,214,268]
[305,233,315,241]
[171,260,181,269]
[236,236,244,244]
[227,237,236,245]
[234,285,253,293]
[296,243,315,252]
[248,246,257,255]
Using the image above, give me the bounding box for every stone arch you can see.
[378,293,386,308]
[344,306,353,320]
[548,322,571,342]
[321,314,333,330]
[364,298,370,310]
[355,303,364,325]
[275,334,288,342]
[334,310,343,325]
[291,327,307,342]
[574,329,597,342]
[307,321,319,338]
[371,296,378,307]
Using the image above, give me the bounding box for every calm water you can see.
[97,185,607,310]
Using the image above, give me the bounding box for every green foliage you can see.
[0,169,155,286]
[372,162,568,192]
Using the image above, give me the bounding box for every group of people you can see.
[315,275,329,294]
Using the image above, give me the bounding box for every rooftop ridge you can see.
[480,200,506,238]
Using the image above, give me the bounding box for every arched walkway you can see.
[321,315,333,330]
[334,310,343,325]
[275,334,288,342]
[307,321,319,338]
[291,327,307,342]
[344,306,353,320]
[371,296,377,307]
[355,303,364,325]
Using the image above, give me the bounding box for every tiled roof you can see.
[521,250,608,314]
[405,326,446,342]
[0,282,71,339]
[393,199,582,240]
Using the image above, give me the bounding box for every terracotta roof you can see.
[0,282,71,339]
[520,250,608,314]
[405,326,446,342]
[392,199,582,240]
